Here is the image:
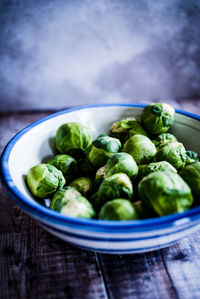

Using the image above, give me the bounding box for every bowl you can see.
[1,103,200,254]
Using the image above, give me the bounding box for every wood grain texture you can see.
[98,251,178,299]
[160,235,200,299]
[1,100,200,299]
[0,197,108,299]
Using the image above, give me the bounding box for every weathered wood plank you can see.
[160,233,200,299]
[98,251,178,299]
[0,112,108,299]
[0,197,108,299]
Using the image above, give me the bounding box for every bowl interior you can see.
[7,105,200,209]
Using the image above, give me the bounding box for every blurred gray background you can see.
[0,0,200,112]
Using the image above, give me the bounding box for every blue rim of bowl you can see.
[1,103,200,231]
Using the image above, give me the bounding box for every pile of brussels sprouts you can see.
[26,103,200,221]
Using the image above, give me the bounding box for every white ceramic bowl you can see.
[1,104,200,254]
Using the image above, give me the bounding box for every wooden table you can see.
[1,99,200,299]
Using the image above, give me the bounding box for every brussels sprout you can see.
[98,133,109,137]
[105,152,138,179]
[55,122,92,159]
[152,133,177,148]
[138,161,177,179]
[141,103,175,134]
[27,164,65,198]
[99,199,139,220]
[110,117,147,142]
[133,201,157,219]
[50,187,95,218]
[128,126,148,138]
[94,166,106,189]
[186,151,199,165]
[154,141,186,170]
[50,186,81,209]
[88,135,121,168]
[70,176,93,196]
[122,134,156,164]
[98,173,133,201]
[47,154,77,184]
[138,171,193,216]
[110,117,138,134]
[89,192,105,212]
[180,162,200,199]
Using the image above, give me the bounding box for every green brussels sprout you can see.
[78,156,95,177]
[70,176,93,197]
[50,186,81,209]
[122,134,156,164]
[180,162,200,199]
[105,152,138,179]
[154,141,186,170]
[152,133,177,148]
[128,126,148,138]
[138,161,177,179]
[88,135,121,168]
[50,187,95,218]
[55,122,92,159]
[89,192,104,212]
[98,133,109,137]
[94,166,106,189]
[110,117,139,134]
[138,171,193,216]
[141,103,175,134]
[98,173,133,201]
[60,195,95,218]
[133,201,157,219]
[27,164,65,198]
[186,151,199,165]
[110,117,147,142]
[47,154,77,184]
[99,199,139,220]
